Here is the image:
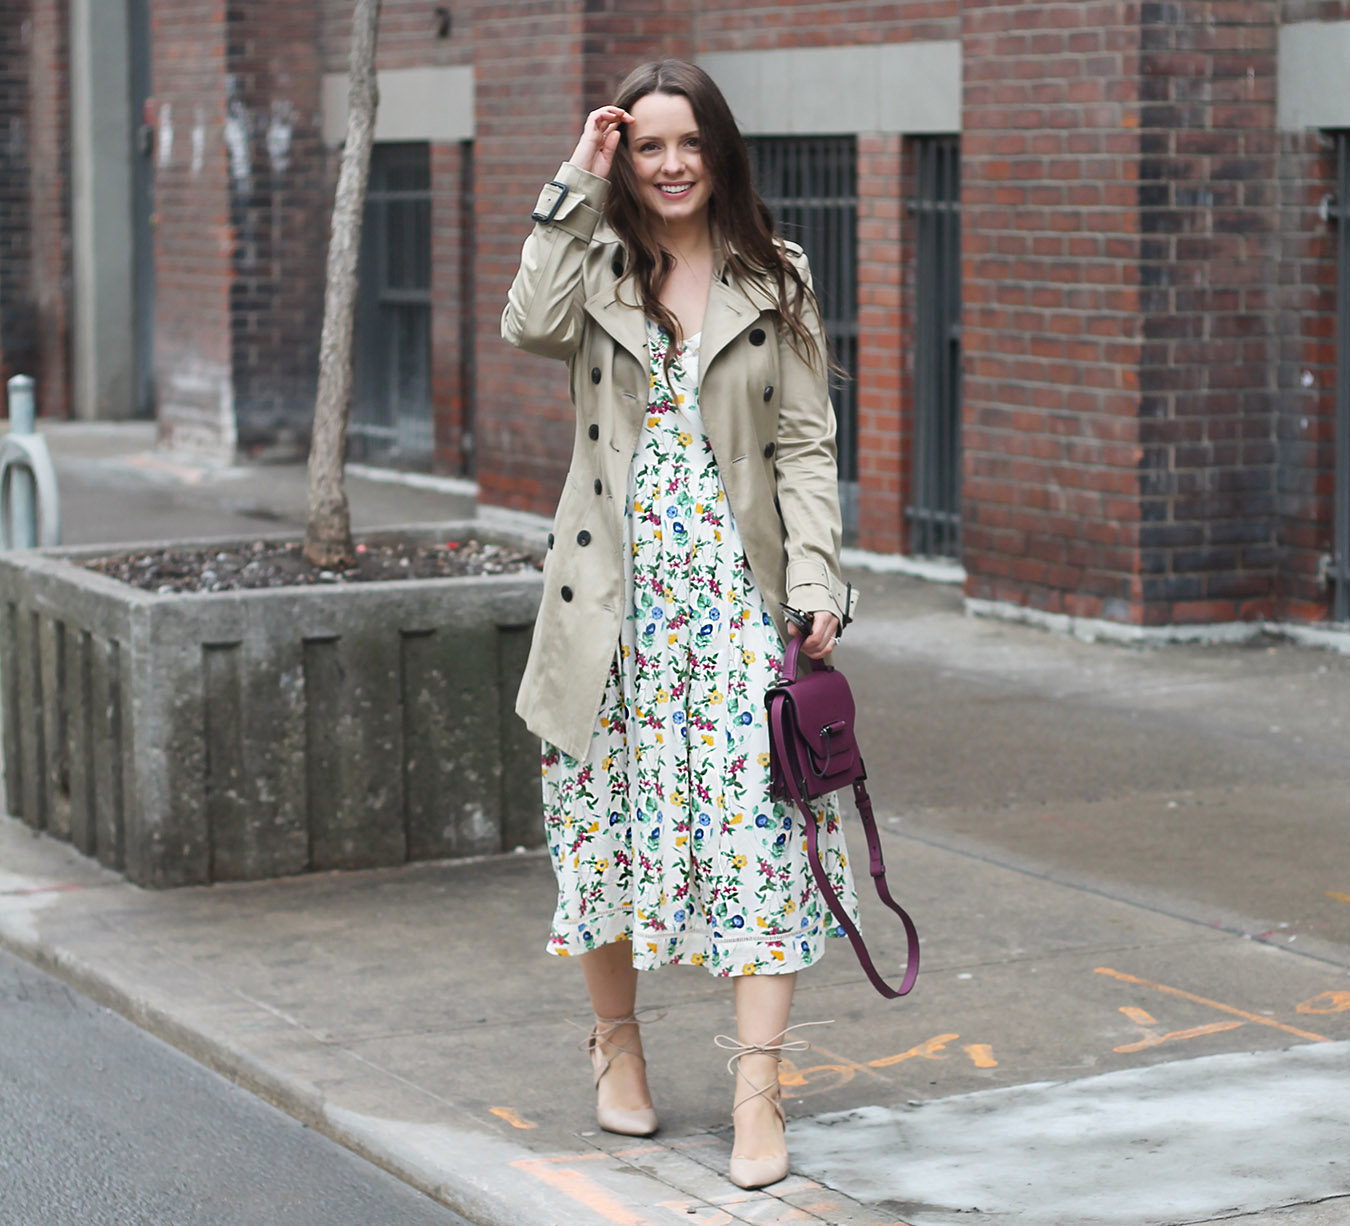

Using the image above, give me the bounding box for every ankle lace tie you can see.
[713,1020,835,1116]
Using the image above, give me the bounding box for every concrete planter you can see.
[0,523,544,887]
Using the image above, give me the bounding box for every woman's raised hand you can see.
[569,106,634,179]
[787,612,841,661]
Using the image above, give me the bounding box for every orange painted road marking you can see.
[1298,990,1350,1015]
[963,1043,998,1069]
[512,1154,666,1226]
[1119,1006,1157,1027]
[488,1106,537,1129]
[1327,891,1350,904]
[869,1033,960,1068]
[1095,968,1330,1043]
[1115,1019,1244,1055]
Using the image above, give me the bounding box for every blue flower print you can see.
[740,711,753,725]
[755,814,770,827]
[730,915,745,929]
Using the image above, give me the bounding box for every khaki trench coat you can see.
[502,160,857,762]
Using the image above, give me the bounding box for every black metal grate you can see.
[352,143,433,467]
[1334,130,1350,623]
[747,137,859,540]
[907,136,963,560]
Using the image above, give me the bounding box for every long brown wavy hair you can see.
[605,60,829,375]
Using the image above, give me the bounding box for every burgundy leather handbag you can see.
[767,635,920,998]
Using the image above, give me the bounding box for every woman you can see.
[501,59,859,1190]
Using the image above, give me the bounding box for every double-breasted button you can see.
[763,442,776,458]
[590,367,602,384]
[763,385,774,402]
[547,532,555,549]
[561,586,574,602]
[576,530,591,546]
[749,328,766,346]
[588,423,599,440]
[593,478,603,495]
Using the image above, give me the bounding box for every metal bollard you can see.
[0,375,61,549]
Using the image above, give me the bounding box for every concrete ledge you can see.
[966,597,1350,655]
[841,547,966,586]
[0,521,544,886]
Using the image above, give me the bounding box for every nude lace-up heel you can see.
[713,1021,830,1190]
[586,1011,660,1137]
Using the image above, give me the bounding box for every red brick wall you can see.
[28,0,70,421]
[696,0,958,47]
[856,133,906,553]
[1133,1,1281,626]
[432,139,472,475]
[321,0,472,73]
[0,0,34,403]
[226,0,326,454]
[149,0,234,457]
[960,1,1145,623]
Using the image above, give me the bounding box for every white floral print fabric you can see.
[540,321,860,977]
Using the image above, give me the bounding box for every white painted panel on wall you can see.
[1278,22,1350,130]
[700,41,961,136]
[322,65,475,144]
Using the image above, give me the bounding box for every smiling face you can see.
[626,91,712,229]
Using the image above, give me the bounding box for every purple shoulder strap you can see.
[768,641,920,999]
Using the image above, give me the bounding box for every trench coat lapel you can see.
[699,274,758,373]
[584,284,648,368]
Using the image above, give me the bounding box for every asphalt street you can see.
[0,947,473,1226]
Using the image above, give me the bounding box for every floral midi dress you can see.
[540,320,861,978]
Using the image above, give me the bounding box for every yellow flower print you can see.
[654,530,663,541]
[757,915,768,927]
[742,651,756,664]
[558,949,570,957]
[678,431,692,447]
[656,689,669,704]
[784,900,796,914]
[676,834,688,846]
[701,734,714,746]
[648,942,658,953]
[757,752,771,767]
[676,393,686,406]
[708,690,723,705]
[691,952,705,965]
[771,950,785,962]
[715,531,722,541]
[733,854,747,869]
[671,791,684,806]
[602,755,613,770]
[669,632,679,644]
[647,415,659,426]
[695,502,704,513]
[596,859,608,873]
[742,963,757,975]
[730,813,743,825]
[587,822,599,834]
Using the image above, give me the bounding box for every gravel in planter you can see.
[80,538,542,595]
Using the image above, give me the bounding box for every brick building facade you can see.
[2,1,1348,632]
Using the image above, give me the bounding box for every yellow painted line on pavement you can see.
[869,1033,961,1068]
[1297,990,1350,1015]
[1114,1019,1244,1055]
[488,1106,537,1129]
[511,1153,666,1226]
[1095,968,1330,1043]
[962,1043,998,1069]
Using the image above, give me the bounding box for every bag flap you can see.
[779,668,858,771]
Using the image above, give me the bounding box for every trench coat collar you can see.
[582,226,777,371]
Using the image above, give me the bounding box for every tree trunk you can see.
[303,0,383,569]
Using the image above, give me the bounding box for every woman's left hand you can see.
[786,611,840,660]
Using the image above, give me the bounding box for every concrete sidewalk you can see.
[2,425,1349,1226]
